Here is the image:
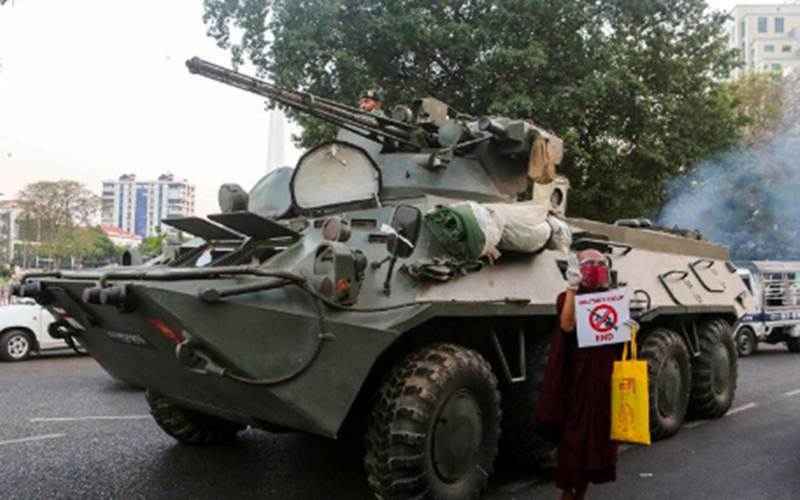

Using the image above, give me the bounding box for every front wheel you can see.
[146,390,245,445]
[736,327,757,357]
[787,337,800,353]
[364,343,501,500]
[0,329,33,362]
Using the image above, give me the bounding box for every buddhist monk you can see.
[536,249,621,500]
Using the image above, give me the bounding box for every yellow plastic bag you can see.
[610,325,651,445]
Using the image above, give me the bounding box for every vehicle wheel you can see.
[736,327,757,357]
[146,390,245,445]
[0,329,33,362]
[639,328,691,440]
[787,338,800,353]
[364,343,501,500]
[499,333,556,471]
[689,319,737,418]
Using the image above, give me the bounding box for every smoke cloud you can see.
[658,79,800,261]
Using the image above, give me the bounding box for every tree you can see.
[16,180,100,268]
[203,0,742,221]
[139,226,166,257]
[725,72,800,144]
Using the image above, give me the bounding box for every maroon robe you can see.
[536,291,620,489]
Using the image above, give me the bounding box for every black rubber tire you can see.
[787,337,800,353]
[689,319,737,419]
[146,390,245,445]
[364,343,501,500]
[498,334,557,471]
[639,327,691,441]
[0,329,33,362]
[736,327,757,357]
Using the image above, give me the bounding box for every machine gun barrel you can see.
[186,57,417,147]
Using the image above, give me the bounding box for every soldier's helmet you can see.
[358,88,384,102]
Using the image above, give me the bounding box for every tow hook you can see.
[175,331,227,377]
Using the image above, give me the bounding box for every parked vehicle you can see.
[734,261,800,356]
[0,299,68,361]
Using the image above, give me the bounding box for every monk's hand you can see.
[565,253,582,290]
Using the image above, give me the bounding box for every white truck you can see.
[734,261,800,356]
[0,298,70,361]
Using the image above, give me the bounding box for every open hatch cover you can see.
[162,216,243,241]
[208,211,300,242]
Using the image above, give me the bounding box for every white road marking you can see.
[29,415,150,423]
[783,389,800,397]
[684,420,708,429]
[726,402,758,415]
[619,444,633,452]
[0,433,66,447]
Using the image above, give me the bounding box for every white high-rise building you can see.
[727,3,800,79]
[101,174,196,238]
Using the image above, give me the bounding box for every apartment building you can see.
[101,174,196,238]
[727,3,800,78]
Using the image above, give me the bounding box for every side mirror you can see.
[386,205,422,259]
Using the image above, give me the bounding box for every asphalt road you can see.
[1,345,799,500]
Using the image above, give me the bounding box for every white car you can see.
[0,299,69,361]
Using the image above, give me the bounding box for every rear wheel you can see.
[364,343,501,500]
[0,329,33,362]
[639,328,691,440]
[499,333,556,471]
[736,327,757,357]
[146,390,245,445]
[787,337,800,353]
[689,319,737,418]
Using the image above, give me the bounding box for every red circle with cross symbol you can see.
[589,304,617,333]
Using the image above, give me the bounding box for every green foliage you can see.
[204,0,742,221]
[16,180,101,268]
[139,227,165,257]
[726,72,800,143]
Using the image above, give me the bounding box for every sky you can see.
[0,0,784,217]
[0,0,302,216]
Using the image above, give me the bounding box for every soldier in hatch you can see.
[358,88,385,116]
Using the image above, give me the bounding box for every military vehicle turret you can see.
[14,58,753,499]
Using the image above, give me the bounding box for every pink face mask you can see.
[580,262,609,290]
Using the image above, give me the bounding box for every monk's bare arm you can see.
[560,288,576,332]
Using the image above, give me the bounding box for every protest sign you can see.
[575,288,632,348]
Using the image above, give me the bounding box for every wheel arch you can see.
[338,313,556,438]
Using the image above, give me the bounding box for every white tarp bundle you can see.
[428,201,573,259]
[486,202,572,256]
[451,201,504,258]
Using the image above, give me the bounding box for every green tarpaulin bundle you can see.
[424,204,486,261]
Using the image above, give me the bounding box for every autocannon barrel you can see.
[186,57,416,146]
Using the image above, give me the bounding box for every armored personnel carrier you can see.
[14,58,753,499]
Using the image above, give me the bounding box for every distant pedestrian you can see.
[536,249,620,500]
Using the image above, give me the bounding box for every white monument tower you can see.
[266,109,287,172]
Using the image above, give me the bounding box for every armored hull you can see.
[17,59,755,500]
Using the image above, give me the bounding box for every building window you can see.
[740,20,745,38]
[775,17,784,33]
[765,45,775,53]
[783,45,792,53]
[758,17,767,33]
[771,63,781,71]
